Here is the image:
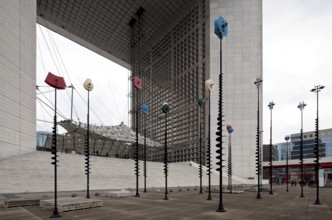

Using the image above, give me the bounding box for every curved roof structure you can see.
[59,120,161,147]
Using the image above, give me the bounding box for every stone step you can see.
[40,197,103,212]
[4,198,40,208]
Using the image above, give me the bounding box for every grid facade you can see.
[130,1,207,164]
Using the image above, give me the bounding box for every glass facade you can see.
[277,142,292,161]
[276,129,332,161]
[36,131,51,149]
[290,138,326,160]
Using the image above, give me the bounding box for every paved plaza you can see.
[0,186,331,219]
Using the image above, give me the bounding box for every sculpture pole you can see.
[227,125,234,194]
[142,103,149,193]
[44,72,66,218]
[298,101,306,198]
[205,79,214,201]
[133,76,142,197]
[198,98,204,194]
[162,102,170,200]
[51,88,60,218]
[254,78,262,199]
[268,101,275,195]
[214,16,228,212]
[83,78,94,199]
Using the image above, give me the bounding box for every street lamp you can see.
[226,125,234,194]
[162,102,170,200]
[254,77,262,199]
[284,135,290,192]
[297,101,306,198]
[83,78,94,199]
[268,101,275,195]
[197,98,205,194]
[310,85,325,205]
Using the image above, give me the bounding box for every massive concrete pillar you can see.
[0,0,36,158]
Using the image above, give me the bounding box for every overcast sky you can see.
[36,0,332,144]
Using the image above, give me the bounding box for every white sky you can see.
[36,0,332,144]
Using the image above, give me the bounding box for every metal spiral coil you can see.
[85,106,90,176]
[51,114,58,166]
[135,111,139,179]
[314,118,319,165]
[85,136,90,175]
[256,110,261,177]
[269,141,272,184]
[227,151,232,177]
[199,141,202,180]
[216,73,225,172]
[206,114,211,176]
[300,129,303,166]
[143,137,147,180]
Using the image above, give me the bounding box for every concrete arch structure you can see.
[0,0,262,180]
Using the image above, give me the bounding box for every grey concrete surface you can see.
[0,151,241,194]
[0,186,331,219]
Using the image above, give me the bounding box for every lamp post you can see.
[162,102,170,200]
[226,125,234,194]
[198,98,204,194]
[254,77,262,199]
[268,101,275,195]
[83,78,94,199]
[214,16,228,213]
[310,85,325,205]
[142,103,149,193]
[284,135,290,192]
[298,101,306,198]
[205,79,214,201]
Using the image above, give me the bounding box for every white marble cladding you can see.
[0,0,36,158]
[208,0,262,179]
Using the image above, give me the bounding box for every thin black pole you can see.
[164,113,168,200]
[286,140,289,192]
[228,132,232,194]
[314,90,320,205]
[51,89,60,218]
[300,126,304,197]
[135,89,140,197]
[70,85,74,123]
[269,104,273,195]
[144,118,147,193]
[199,105,203,194]
[255,78,262,199]
[298,102,305,198]
[216,37,225,212]
[86,91,90,199]
[207,94,212,200]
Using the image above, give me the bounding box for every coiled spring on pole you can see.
[51,114,58,167]
[216,73,225,172]
[314,118,319,164]
[85,115,90,176]
[256,110,261,178]
[206,113,211,177]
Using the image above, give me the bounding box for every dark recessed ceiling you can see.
[37,0,196,65]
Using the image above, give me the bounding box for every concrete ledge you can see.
[105,189,135,197]
[40,197,103,212]
[4,198,40,208]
